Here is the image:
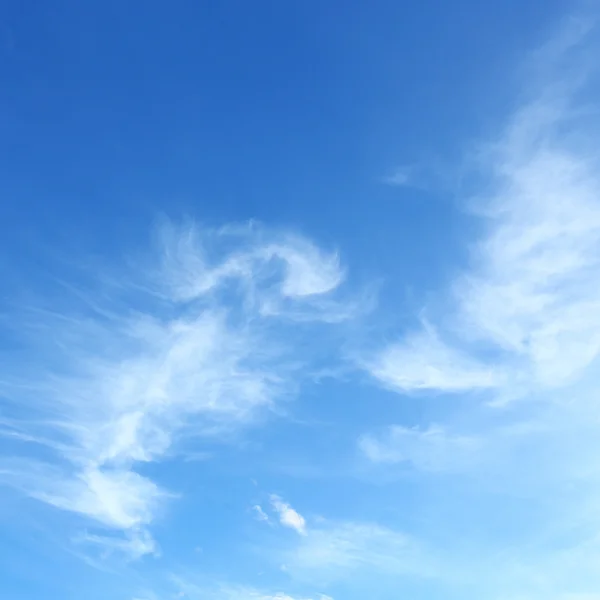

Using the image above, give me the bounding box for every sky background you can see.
[2,1,600,599]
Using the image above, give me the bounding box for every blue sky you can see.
[2,1,600,599]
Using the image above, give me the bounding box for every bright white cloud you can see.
[39,467,165,530]
[0,221,350,557]
[455,130,600,390]
[270,495,307,536]
[367,328,502,393]
[159,222,344,305]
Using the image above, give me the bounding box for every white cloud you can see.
[77,527,158,560]
[0,221,350,557]
[270,495,307,536]
[159,222,344,305]
[367,328,502,393]
[39,467,166,530]
[266,239,343,298]
[454,134,600,390]
[365,23,600,401]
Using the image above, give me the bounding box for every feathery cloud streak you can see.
[360,16,600,599]
[366,19,600,399]
[0,221,350,556]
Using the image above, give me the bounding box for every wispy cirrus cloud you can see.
[365,18,600,401]
[254,496,434,585]
[281,520,434,584]
[0,220,353,558]
[359,424,483,472]
[359,15,600,600]
[381,165,414,187]
[252,504,271,523]
[365,327,503,394]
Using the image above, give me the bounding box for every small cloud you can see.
[252,504,270,523]
[382,165,413,187]
[75,527,158,560]
[270,495,307,536]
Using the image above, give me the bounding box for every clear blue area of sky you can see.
[1,0,567,272]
